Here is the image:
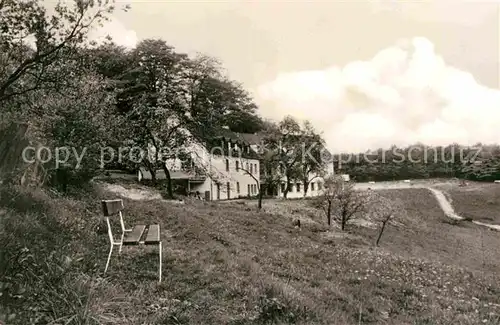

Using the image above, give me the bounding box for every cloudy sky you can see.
[94,0,500,152]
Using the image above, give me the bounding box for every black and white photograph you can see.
[1,0,500,324]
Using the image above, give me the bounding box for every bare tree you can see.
[367,191,405,246]
[318,175,367,230]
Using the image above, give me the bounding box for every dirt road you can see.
[358,181,500,231]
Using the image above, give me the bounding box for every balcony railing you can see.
[180,166,207,182]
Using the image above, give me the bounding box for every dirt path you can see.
[360,182,500,231]
[427,188,462,220]
[428,187,500,231]
[102,183,163,201]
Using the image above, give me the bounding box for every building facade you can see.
[137,130,349,200]
[138,132,261,201]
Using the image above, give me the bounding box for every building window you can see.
[237,182,240,193]
[296,183,301,192]
[311,182,315,191]
[236,161,239,171]
[225,159,229,171]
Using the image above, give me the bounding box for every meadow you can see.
[1,180,500,324]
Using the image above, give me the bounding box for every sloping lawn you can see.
[1,184,500,324]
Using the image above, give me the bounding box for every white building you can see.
[137,130,346,200]
[238,132,341,199]
[138,131,261,201]
[270,161,336,199]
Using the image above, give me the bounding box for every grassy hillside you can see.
[1,184,500,324]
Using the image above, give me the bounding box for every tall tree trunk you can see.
[0,123,29,184]
[149,166,157,184]
[327,201,332,225]
[376,219,389,246]
[162,165,174,199]
[283,175,291,199]
[143,160,157,184]
[258,183,264,210]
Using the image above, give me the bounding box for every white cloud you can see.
[89,17,138,49]
[256,36,500,153]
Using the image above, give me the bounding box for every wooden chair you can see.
[101,199,162,283]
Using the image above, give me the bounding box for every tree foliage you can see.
[240,121,285,209]
[0,0,121,103]
[93,39,266,197]
[5,0,498,198]
[265,116,303,198]
[264,116,329,199]
[337,144,500,182]
[297,120,327,197]
[0,0,122,188]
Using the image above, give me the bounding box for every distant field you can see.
[354,179,500,225]
[260,188,500,275]
[355,178,460,190]
[353,188,500,274]
[438,182,500,225]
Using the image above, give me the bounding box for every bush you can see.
[47,167,97,193]
[0,185,104,324]
[256,286,314,324]
[441,218,461,226]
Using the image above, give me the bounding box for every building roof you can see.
[214,129,264,146]
[212,129,335,161]
[207,129,262,159]
[238,132,263,145]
